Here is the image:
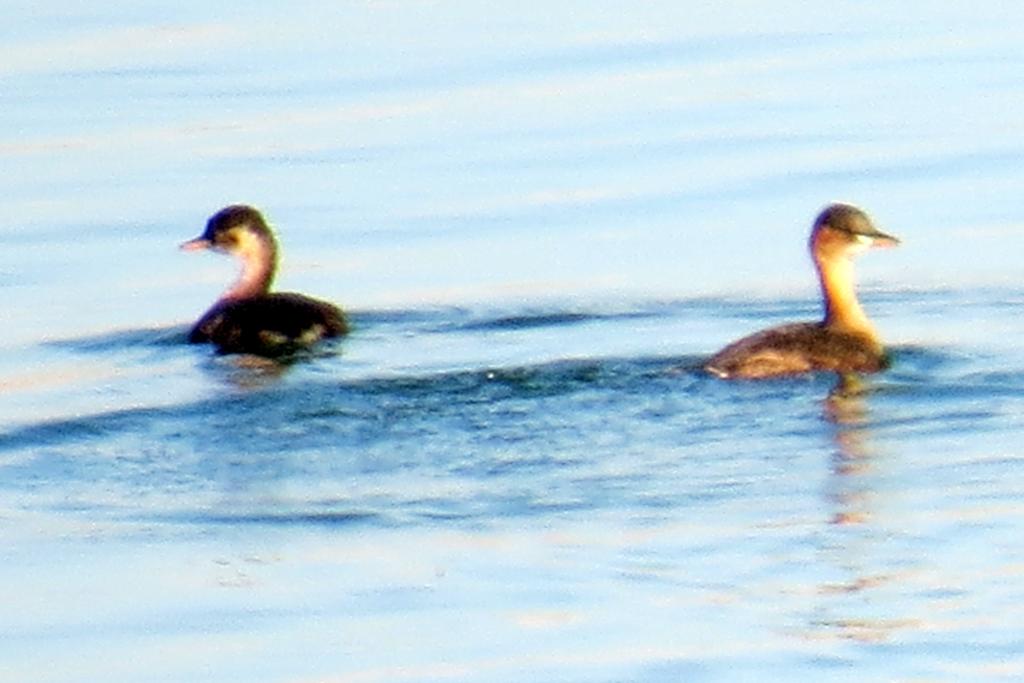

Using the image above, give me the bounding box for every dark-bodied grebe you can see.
[705,203,899,379]
[182,204,348,356]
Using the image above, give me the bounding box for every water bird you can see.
[181,204,348,356]
[705,203,899,379]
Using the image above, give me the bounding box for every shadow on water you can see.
[0,353,706,449]
[42,325,191,352]
[448,308,664,332]
[11,300,1024,535]
[0,351,714,528]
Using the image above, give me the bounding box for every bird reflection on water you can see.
[811,373,924,644]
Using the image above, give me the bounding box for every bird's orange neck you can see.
[814,250,878,344]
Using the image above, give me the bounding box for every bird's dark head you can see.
[811,203,900,260]
[181,204,277,256]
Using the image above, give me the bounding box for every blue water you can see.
[5,3,1024,682]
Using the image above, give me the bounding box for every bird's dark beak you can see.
[180,237,212,252]
[868,230,900,248]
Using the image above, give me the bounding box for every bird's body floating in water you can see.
[705,203,900,380]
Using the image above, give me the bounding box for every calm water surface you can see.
[4,3,1024,682]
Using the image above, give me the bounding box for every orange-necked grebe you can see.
[182,204,348,356]
[705,203,899,379]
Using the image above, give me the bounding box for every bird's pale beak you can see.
[180,237,212,252]
[855,227,900,249]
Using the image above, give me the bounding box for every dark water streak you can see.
[5,299,1015,544]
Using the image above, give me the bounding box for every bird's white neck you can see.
[221,230,277,301]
